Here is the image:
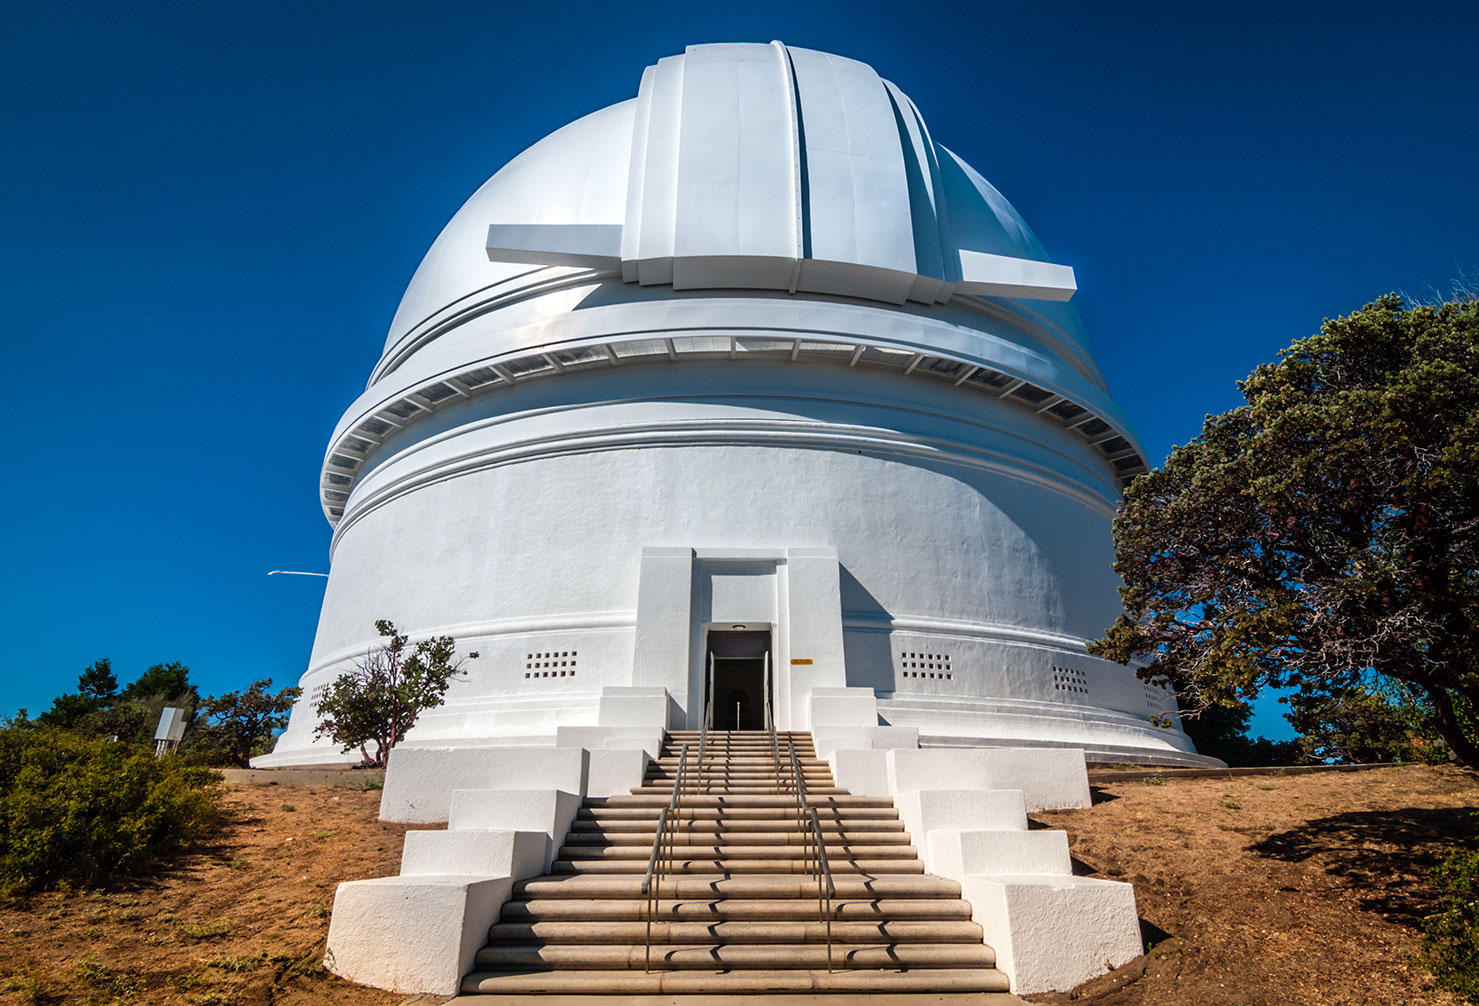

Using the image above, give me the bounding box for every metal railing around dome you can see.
[322,332,1152,526]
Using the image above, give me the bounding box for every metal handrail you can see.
[808,806,836,971]
[642,742,689,972]
[787,739,812,877]
[789,737,836,971]
[765,652,784,795]
[697,654,712,800]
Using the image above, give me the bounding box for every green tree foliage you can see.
[187,679,302,767]
[1420,846,1479,1002]
[1285,679,1448,764]
[0,728,219,893]
[38,660,200,745]
[38,659,119,729]
[1091,296,1479,766]
[1177,700,1301,767]
[121,660,200,707]
[314,620,478,767]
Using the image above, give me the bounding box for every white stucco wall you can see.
[264,358,1200,766]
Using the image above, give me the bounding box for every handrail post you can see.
[698,654,712,800]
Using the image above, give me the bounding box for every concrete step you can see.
[563,829,913,845]
[659,752,817,757]
[485,919,985,945]
[569,817,906,834]
[551,858,925,875]
[513,874,963,901]
[651,757,828,767]
[666,733,812,740]
[643,775,834,783]
[472,942,996,970]
[498,897,976,923]
[579,805,900,822]
[661,748,817,756]
[460,967,1010,994]
[642,776,834,786]
[645,781,831,789]
[463,730,1000,997]
[628,786,849,796]
[647,763,834,769]
[596,794,894,808]
[663,738,815,744]
[556,843,918,860]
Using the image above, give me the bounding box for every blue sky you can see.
[2,1,1475,740]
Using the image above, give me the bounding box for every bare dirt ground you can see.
[0,783,425,1006]
[1,766,1475,1005]
[1030,763,1479,1006]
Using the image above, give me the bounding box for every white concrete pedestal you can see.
[325,874,512,995]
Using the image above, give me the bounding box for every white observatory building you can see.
[296,42,1226,999]
[260,40,1209,770]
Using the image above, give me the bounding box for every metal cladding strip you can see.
[671,42,799,291]
[771,39,805,293]
[884,80,959,304]
[620,65,655,282]
[882,82,946,304]
[788,47,916,279]
[636,55,683,285]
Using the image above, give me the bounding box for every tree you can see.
[121,660,199,708]
[189,679,302,767]
[1176,700,1301,767]
[1091,295,1479,766]
[1284,679,1446,764]
[78,659,119,704]
[37,659,198,743]
[313,620,478,767]
[39,659,120,729]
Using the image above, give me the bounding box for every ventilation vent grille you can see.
[900,651,952,680]
[1143,680,1174,713]
[525,650,578,679]
[1052,666,1089,695]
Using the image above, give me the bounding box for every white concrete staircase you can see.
[459,730,1011,994]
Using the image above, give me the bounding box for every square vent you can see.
[898,651,953,681]
[1051,665,1089,695]
[524,650,578,680]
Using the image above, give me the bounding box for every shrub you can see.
[185,679,300,768]
[314,619,477,766]
[1421,847,1479,1001]
[0,728,220,894]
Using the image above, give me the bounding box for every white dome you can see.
[318,43,1148,530]
[376,42,1084,381]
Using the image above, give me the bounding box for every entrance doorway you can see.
[705,628,772,730]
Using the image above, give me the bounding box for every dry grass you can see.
[1029,763,1479,1006]
[2,765,1475,1005]
[0,784,427,1006]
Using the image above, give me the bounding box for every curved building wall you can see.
[265,292,1197,764]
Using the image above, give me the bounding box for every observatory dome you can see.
[262,42,1214,769]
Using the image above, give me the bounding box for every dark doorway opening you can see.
[705,629,772,730]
